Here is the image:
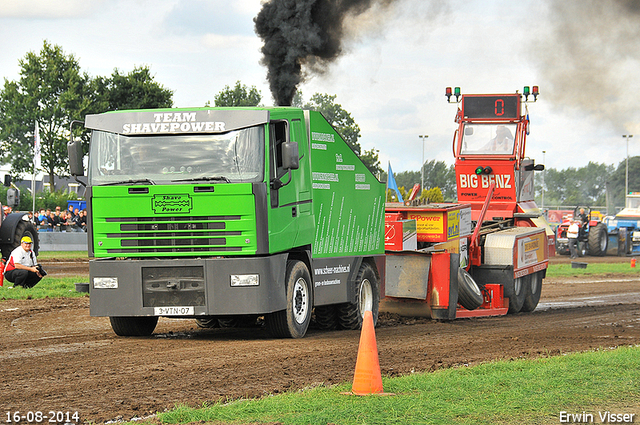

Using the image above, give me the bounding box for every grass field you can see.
[0,275,89,299]
[154,346,640,425]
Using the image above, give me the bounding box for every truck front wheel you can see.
[266,260,313,338]
[109,316,158,336]
[337,262,380,330]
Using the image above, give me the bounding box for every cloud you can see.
[0,0,104,18]
[162,0,258,36]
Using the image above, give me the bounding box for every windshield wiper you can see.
[171,176,231,183]
[98,178,156,186]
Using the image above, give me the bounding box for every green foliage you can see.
[304,93,361,154]
[156,346,640,425]
[214,81,262,107]
[359,148,383,177]
[92,66,173,112]
[0,41,93,189]
[422,187,444,203]
[302,93,381,176]
[533,159,640,211]
[0,42,174,190]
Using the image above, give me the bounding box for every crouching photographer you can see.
[4,236,45,288]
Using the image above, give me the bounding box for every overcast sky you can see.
[1,0,639,174]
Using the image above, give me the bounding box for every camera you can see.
[36,264,47,276]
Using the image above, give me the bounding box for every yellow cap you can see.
[21,236,33,244]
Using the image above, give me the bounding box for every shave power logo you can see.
[152,194,193,214]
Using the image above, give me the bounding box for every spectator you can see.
[567,220,580,259]
[72,209,83,230]
[38,209,47,223]
[4,236,44,288]
[39,209,52,229]
[48,210,62,231]
[79,209,88,231]
[68,204,75,217]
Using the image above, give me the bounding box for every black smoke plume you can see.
[254,0,393,106]
[534,0,640,132]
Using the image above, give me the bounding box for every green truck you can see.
[68,107,385,338]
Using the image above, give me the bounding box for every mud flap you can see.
[430,252,459,320]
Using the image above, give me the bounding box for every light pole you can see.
[542,150,546,210]
[623,135,633,205]
[419,135,428,192]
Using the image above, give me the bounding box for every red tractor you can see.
[555,206,608,256]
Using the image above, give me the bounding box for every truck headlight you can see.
[93,277,118,289]
[230,274,259,287]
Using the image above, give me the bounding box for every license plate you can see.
[154,306,195,316]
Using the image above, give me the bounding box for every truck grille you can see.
[103,215,247,254]
[142,266,205,307]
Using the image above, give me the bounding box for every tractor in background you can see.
[555,206,608,257]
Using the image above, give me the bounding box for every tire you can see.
[266,260,313,338]
[195,317,219,328]
[2,219,39,260]
[314,305,338,330]
[521,272,542,312]
[457,268,483,310]
[504,276,527,313]
[337,262,380,330]
[109,316,158,336]
[587,223,608,256]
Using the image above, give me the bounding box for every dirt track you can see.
[1,255,639,424]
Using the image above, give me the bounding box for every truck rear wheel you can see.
[505,277,526,313]
[195,317,219,328]
[109,316,158,336]
[266,260,313,338]
[457,268,483,310]
[588,223,608,256]
[337,262,380,330]
[314,306,338,330]
[521,272,542,312]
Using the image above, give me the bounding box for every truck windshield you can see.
[460,123,517,156]
[88,126,264,185]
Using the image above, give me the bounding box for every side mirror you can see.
[3,175,11,187]
[68,139,85,177]
[6,188,19,209]
[282,141,299,170]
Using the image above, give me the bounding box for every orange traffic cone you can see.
[350,310,389,395]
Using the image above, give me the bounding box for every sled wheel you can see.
[521,272,543,313]
[457,268,483,310]
[506,277,526,313]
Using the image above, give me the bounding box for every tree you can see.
[214,81,262,107]
[0,41,93,189]
[304,93,360,154]
[535,161,614,208]
[302,93,381,175]
[92,66,173,112]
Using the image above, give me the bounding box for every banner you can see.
[387,162,403,202]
